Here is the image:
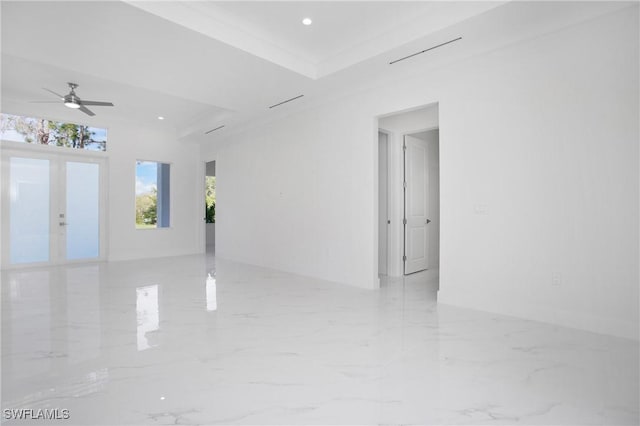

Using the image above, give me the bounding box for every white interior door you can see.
[1,149,105,268]
[404,134,429,274]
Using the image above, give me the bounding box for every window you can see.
[205,176,216,223]
[0,113,107,151]
[135,161,170,229]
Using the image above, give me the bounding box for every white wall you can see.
[213,106,375,288]
[107,121,203,261]
[423,130,440,270]
[204,7,639,339]
[206,223,215,247]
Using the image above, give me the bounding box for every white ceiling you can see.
[208,1,437,62]
[1,55,232,130]
[126,1,505,78]
[1,1,633,145]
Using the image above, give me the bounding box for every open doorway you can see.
[377,104,440,279]
[205,161,216,253]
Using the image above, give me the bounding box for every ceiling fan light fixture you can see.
[302,17,312,26]
[64,94,80,109]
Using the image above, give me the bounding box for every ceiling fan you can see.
[31,82,114,116]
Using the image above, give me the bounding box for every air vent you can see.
[269,94,304,109]
[204,125,225,135]
[389,37,462,65]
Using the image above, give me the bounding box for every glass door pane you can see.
[9,157,50,264]
[65,161,100,260]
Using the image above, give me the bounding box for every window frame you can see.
[134,159,172,230]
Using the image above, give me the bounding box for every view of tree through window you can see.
[136,161,170,229]
[205,176,216,223]
[0,113,107,151]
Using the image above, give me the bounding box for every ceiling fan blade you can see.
[80,100,114,107]
[78,105,95,116]
[28,100,62,103]
[43,88,64,99]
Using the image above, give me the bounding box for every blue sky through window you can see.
[136,161,157,196]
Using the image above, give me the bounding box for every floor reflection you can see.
[136,284,159,351]
[3,368,109,410]
[206,273,217,312]
[5,270,52,380]
[67,266,101,364]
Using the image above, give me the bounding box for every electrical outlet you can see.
[474,204,488,215]
[551,272,562,286]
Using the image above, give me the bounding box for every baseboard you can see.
[438,287,639,341]
[214,253,377,290]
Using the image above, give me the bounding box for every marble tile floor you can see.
[1,254,638,425]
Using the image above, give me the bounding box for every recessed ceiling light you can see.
[157,116,165,120]
[302,18,312,26]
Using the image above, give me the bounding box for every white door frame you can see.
[373,102,442,287]
[0,141,108,269]
[373,122,439,280]
[378,130,391,276]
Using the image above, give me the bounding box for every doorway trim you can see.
[377,129,391,277]
[203,159,216,254]
[200,157,216,254]
[374,101,440,285]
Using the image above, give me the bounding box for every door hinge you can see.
[403,218,407,225]
[403,255,407,262]
[403,181,407,189]
[403,144,407,151]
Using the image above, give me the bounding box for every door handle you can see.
[59,222,67,226]
[426,219,431,224]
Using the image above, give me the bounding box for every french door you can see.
[1,148,106,268]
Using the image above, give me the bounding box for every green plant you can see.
[206,202,215,223]
[205,176,216,223]
[135,188,158,226]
